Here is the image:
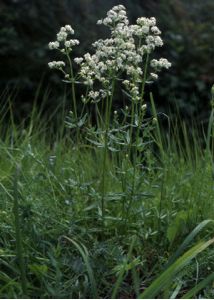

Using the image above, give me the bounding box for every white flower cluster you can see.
[48,41,60,50]
[150,73,159,80]
[48,25,80,72]
[129,17,164,53]
[47,5,171,102]
[56,25,74,42]
[48,61,65,69]
[48,25,78,51]
[64,39,79,48]
[76,5,171,102]
[151,58,171,69]
[87,89,112,103]
[97,5,128,27]
[74,57,84,64]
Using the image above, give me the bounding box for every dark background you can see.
[0,0,214,123]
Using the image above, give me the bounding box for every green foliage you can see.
[0,90,214,298]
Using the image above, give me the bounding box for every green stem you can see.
[66,50,77,120]
[125,54,150,225]
[100,80,115,221]
[137,52,150,137]
[134,52,150,159]
[66,50,81,147]
[140,53,150,102]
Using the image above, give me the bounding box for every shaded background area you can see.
[0,0,214,123]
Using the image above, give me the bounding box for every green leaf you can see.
[167,210,188,245]
[181,272,214,299]
[166,219,213,268]
[139,238,214,299]
[29,264,48,276]
[62,236,98,299]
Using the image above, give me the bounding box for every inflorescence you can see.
[48,5,171,102]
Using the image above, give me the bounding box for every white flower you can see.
[151,58,171,69]
[48,61,65,69]
[65,39,80,47]
[48,62,55,69]
[123,80,130,86]
[146,35,163,48]
[71,39,80,46]
[88,91,100,100]
[152,117,158,124]
[65,41,71,48]
[74,57,84,64]
[149,17,156,26]
[141,25,150,34]
[136,17,148,26]
[48,41,60,50]
[150,73,158,80]
[146,35,155,44]
[57,31,68,42]
[154,36,163,47]
[151,26,161,35]
[65,25,74,34]
[98,4,129,28]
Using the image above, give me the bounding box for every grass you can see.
[0,91,213,299]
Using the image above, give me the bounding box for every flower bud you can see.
[152,117,158,124]
[141,104,147,111]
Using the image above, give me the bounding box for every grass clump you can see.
[0,97,214,298]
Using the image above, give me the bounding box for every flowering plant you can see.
[48,4,171,112]
[48,5,171,220]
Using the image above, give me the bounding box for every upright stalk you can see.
[66,50,81,147]
[135,53,150,144]
[125,54,150,225]
[100,80,115,221]
[128,97,137,157]
[66,50,77,119]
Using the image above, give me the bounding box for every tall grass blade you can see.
[166,219,213,268]
[139,238,214,299]
[181,272,214,299]
[62,236,98,299]
[13,166,27,297]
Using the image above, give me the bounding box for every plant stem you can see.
[100,81,115,221]
[66,50,81,147]
[66,50,77,119]
[125,54,150,225]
